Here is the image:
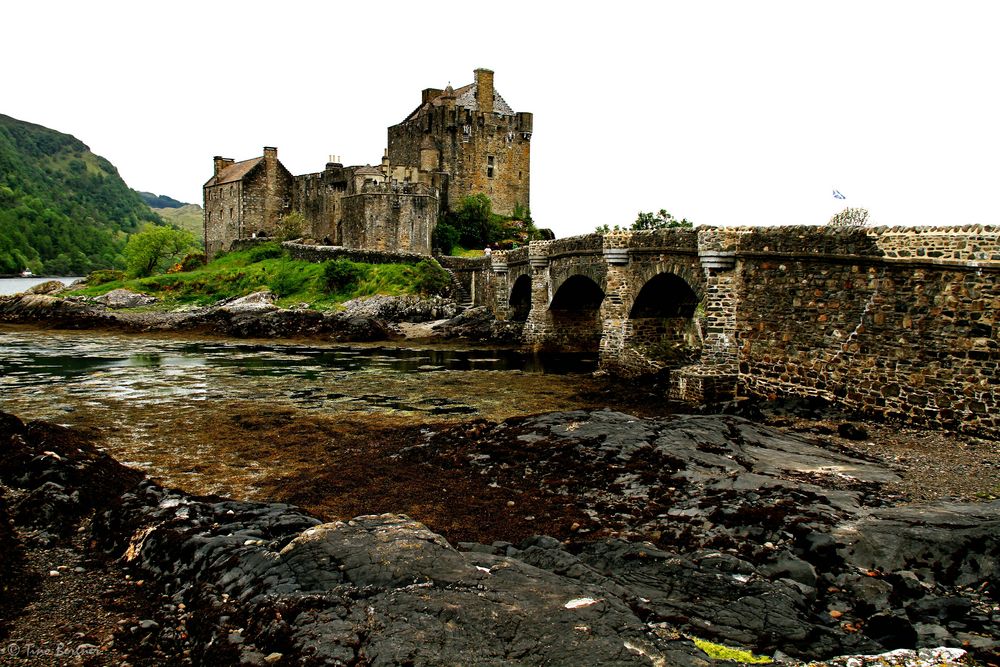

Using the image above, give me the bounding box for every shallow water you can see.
[0,277,82,295]
[0,325,611,498]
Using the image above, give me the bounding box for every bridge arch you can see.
[629,272,700,318]
[547,274,606,352]
[508,274,532,322]
[620,270,704,368]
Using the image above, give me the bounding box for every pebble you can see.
[49,570,61,577]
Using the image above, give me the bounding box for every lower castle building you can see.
[203,68,532,258]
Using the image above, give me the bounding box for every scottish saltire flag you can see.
[833,189,846,199]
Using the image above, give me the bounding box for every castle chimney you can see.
[263,146,277,162]
[474,68,494,112]
[213,156,234,177]
[422,88,443,104]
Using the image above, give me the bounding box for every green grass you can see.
[450,246,487,258]
[73,243,448,311]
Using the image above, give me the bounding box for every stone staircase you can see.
[445,269,474,310]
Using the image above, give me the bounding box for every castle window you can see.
[487,156,494,178]
[229,207,234,220]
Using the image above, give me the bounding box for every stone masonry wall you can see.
[735,225,1000,436]
[386,71,531,216]
[292,172,346,243]
[482,224,999,436]
[341,186,437,255]
[204,181,242,259]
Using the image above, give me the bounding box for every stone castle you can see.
[203,68,532,258]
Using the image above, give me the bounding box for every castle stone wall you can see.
[204,181,243,259]
[341,185,437,255]
[387,70,530,216]
[292,171,347,243]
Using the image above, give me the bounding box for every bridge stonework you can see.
[482,224,1000,438]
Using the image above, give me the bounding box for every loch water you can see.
[0,277,82,295]
[0,325,607,498]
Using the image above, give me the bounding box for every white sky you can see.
[3,1,999,238]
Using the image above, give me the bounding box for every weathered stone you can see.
[92,288,157,309]
[25,280,66,295]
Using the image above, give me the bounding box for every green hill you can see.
[154,204,204,242]
[0,113,161,275]
[137,191,187,209]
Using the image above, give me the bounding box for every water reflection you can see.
[0,326,597,418]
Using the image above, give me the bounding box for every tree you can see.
[596,209,693,234]
[123,224,199,278]
[275,211,307,241]
[828,207,870,227]
[632,209,693,230]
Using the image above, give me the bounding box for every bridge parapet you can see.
[867,224,1000,263]
[626,228,700,253]
[542,234,604,260]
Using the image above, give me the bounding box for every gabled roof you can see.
[402,81,515,122]
[204,157,263,187]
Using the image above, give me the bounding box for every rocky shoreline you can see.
[1,409,997,666]
[0,283,514,344]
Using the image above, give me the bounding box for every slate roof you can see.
[204,157,262,187]
[403,81,515,122]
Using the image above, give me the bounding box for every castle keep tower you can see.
[387,68,532,216]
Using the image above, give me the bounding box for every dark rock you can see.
[863,611,917,649]
[760,551,819,588]
[834,500,1000,588]
[838,422,869,440]
[4,409,998,665]
[431,306,523,343]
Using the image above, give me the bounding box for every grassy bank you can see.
[72,243,450,310]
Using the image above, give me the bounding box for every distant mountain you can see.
[154,203,203,241]
[137,191,188,209]
[0,113,160,275]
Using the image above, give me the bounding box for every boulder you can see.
[93,288,157,309]
[25,280,65,295]
[218,290,278,314]
[341,295,460,323]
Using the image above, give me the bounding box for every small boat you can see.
[20,268,34,277]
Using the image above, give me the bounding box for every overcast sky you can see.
[4,1,998,238]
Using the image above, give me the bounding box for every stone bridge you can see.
[481,225,1000,438]
[487,230,733,376]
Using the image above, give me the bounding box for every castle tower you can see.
[386,68,530,217]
